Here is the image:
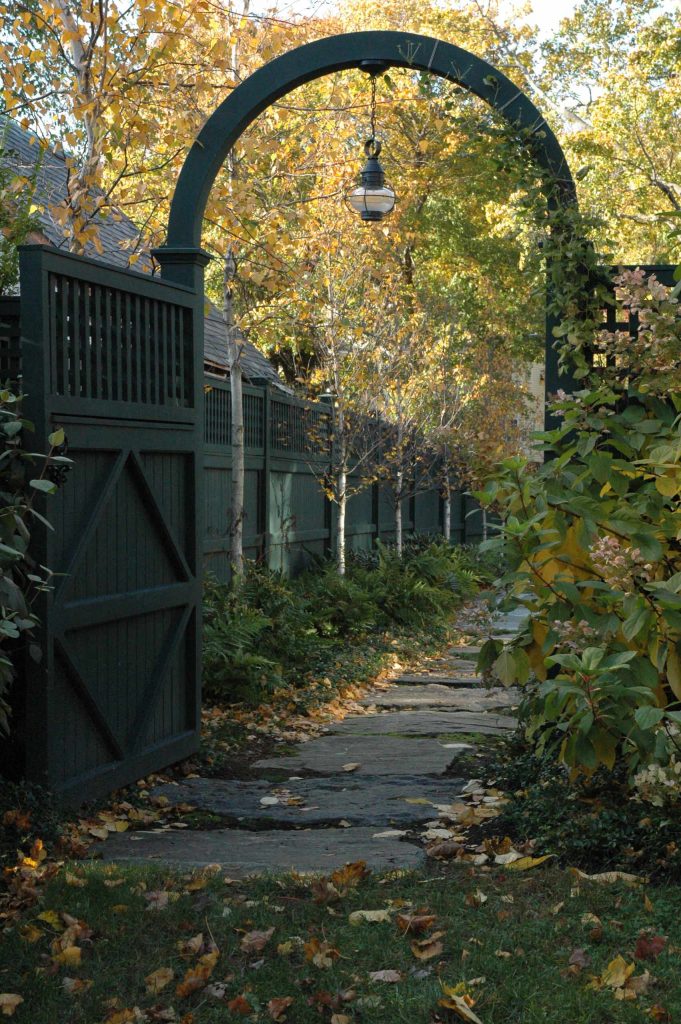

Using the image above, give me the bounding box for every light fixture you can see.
[346,68,396,223]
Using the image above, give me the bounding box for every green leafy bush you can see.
[202,539,486,704]
[484,737,681,879]
[477,270,681,778]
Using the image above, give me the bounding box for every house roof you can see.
[0,116,286,389]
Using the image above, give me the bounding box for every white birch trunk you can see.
[337,467,347,577]
[443,478,451,542]
[395,471,403,557]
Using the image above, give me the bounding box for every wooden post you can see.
[262,384,271,568]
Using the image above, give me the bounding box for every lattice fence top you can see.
[48,271,193,409]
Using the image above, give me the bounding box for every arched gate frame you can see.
[154,30,579,408]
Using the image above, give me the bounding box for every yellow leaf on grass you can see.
[348,909,391,925]
[411,931,445,960]
[20,924,43,944]
[0,994,24,1017]
[53,946,82,968]
[176,951,218,998]
[439,987,484,1023]
[145,967,174,994]
[604,959,635,989]
[64,872,87,888]
[569,867,644,886]
[37,910,62,930]
[505,855,555,872]
[304,938,340,969]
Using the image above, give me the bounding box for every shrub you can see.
[477,270,681,778]
[484,737,681,879]
[202,539,485,704]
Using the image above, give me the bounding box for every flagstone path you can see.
[102,603,527,874]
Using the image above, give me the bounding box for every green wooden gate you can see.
[18,246,203,802]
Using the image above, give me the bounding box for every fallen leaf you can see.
[240,927,274,954]
[88,826,109,840]
[304,938,340,969]
[494,851,524,865]
[0,995,23,1017]
[634,934,667,961]
[145,967,174,995]
[505,854,554,871]
[177,933,204,957]
[330,1016,351,1024]
[62,977,93,996]
[330,861,370,890]
[20,923,43,944]
[145,891,175,911]
[569,868,644,887]
[438,988,483,1023]
[465,890,487,907]
[226,995,252,1015]
[3,809,31,830]
[369,970,402,983]
[396,913,438,935]
[426,839,462,861]
[64,872,87,888]
[568,948,590,972]
[411,932,445,961]
[348,910,391,925]
[53,946,82,968]
[176,951,219,998]
[37,910,62,930]
[627,970,652,996]
[588,954,637,994]
[267,996,294,1020]
[647,1005,671,1021]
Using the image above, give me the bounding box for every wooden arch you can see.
[154,29,578,400]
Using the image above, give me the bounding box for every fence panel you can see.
[18,245,203,802]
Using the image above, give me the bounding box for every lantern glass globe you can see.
[347,185,396,221]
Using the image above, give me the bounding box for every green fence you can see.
[203,377,484,580]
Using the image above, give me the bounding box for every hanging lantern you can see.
[345,71,396,223]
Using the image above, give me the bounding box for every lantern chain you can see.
[369,73,377,142]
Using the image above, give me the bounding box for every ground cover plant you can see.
[478,736,681,881]
[202,540,494,708]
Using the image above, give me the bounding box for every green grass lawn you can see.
[2,860,679,1023]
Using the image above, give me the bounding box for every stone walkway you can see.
[103,604,526,873]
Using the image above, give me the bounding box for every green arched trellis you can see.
[154,29,578,401]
